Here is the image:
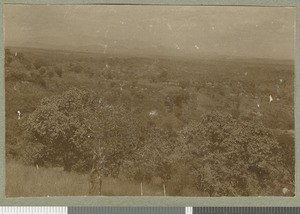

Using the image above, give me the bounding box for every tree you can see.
[83,98,142,195]
[176,111,292,196]
[120,126,174,196]
[154,134,174,196]
[121,153,155,196]
[119,126,156,195]
[25,87,141,176]
[87,100,141,177]
[25,88,97,171]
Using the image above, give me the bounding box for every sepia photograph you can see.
[4,4,295,197]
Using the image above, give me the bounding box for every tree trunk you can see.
[98,176,102,196]
[163,183,166,196]
[140,182,143,196]
[64,163,71,172]
[51,156,54,168]
[63,153,72,172]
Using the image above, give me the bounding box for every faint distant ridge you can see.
[6,43,294,65]
[6,37,170,57]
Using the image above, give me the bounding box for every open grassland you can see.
[6,161,294,197]
[6,162,167,197]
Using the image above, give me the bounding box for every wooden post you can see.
[140,182,143,196]
[163,183,166,196]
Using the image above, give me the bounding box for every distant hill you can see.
[5,45,294,67]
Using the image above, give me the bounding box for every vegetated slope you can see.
[5,47,295,197]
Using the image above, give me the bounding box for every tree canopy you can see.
[176,111,291,196]
[23,88,293,196]
[25,88,139,173]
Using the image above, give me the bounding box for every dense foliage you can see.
[24,88,96,171]
[5,49,295,196]
[176,112,290,196]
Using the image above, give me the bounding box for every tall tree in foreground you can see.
[25,88,97,171]
[176,111,293,196]
[120,125,174,196]
[25,87,140,177]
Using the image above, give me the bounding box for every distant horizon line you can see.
[5,45,295,63]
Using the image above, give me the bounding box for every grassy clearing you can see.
[6,161,295,197]
[5,162,165,197]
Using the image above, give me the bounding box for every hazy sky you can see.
[4,4,295,59]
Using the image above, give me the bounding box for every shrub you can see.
[46,70,55,79]
[5,48,11,55]
[53,66,63,77]
[5,48,13,66]
[29,71,46,87]
[158,70,168,82]
[277,132,294,174]
[5,70,29,82]
[38,67,46,75]
[31,75,46,88]
[167,164,197,196]
[5,56,13,66]
[164,89,190,111]
[103,70,114,80]
[262,105,294,130]
[16,52,24,60]
[179,80,190,89]
[33,59,47,70]
[88,72,94,78]
[72,64,83,73]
